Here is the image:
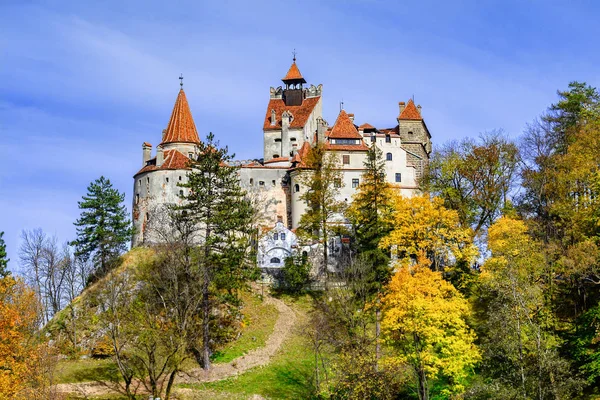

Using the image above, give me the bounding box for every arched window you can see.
[386,152,393,161]
[294,184,300,193]
[270,257,281,264]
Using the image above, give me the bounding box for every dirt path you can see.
[54,294,296,397]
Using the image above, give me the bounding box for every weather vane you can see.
[292,49,297,62]
[340,99,344,111]
[179,73,184,88]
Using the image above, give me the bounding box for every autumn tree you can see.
[71,176,133,276]
[422,131,519,236]
[179,132,258,371]
[380,195,477,273]
[381,254,480,400]
[0,232,9,278]
[474,217,582,399]
[297,142,345,274]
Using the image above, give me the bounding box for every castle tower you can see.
[263,58,323,161]
[132,85,201,246]
[397,99,432,180]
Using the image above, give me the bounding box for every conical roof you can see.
[398,99,422,120]
[282,61,306,83]
[161,89,201,145]
[328,110,362,139]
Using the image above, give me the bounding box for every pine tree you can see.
[347,145,395,290]
[0,232,9,278]
[71,176,132,275]
[179,132,258,371]
[297,143,345,274]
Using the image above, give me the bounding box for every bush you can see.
[282,253,311,293]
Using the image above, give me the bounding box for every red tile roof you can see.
[264,156,291,164]
[398,99,422,120]
[263,96,320,131]
[291,141,311,167]
[324,142,369,152]
[328,110,362,139]
[143,142,152,147]
[282,61,305,82]
[134,149,191,176]
[358,123,376,130]
[161,89,201,145]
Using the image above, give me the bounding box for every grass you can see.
[54,358,120,384]
[179,294,317,400]
[211,290,279,364]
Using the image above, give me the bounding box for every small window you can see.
[272,180,276,186]
[386,153,393,161]
[270,257,281,264]
[294,184,300,193]
[135,194,139,204]
[385,135,391,143]
[274,233,279,240]
[290,137,297,141]
[147,177,150,184]
[179,189,184,196]
[371,136,376,143]
[280,233,286,240]
[250,178,254,186]
[188,152,194,159]
[138,179,141,186]
[259,181,265,186]
[275,138,282,143]
[273,154,280,158]
[342,155,350,165]
[166,177,169,183]
[395,173,402,182]
[179,176,182,181]
[352,178,359,188]
[408,131,413,135]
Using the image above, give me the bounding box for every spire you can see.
[328,109,362,139]
[161,88,201,145]
[398,99,423,120]
[282,57,306,83]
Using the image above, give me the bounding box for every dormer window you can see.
[386,135,391,143]
[281,233,286,240]
[188,153,194,159]
[274,233,279,240]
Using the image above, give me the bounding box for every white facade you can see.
[257,222,298,268]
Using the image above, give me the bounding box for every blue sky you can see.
[1,0,600,271]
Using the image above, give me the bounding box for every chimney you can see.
[142,142,152,166]
[348,113,354,122]
[417,104,422,116]
[270,109,276,126]
[398,101,406,115]
[317,117,327,144]
[277,215,283,223]
[156,147,164,167]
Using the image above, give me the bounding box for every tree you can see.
[282,252,311,293]
[346,144,396,289]
[422,131,519,236]
[297,143,346,274]
[381,254,480,400]
[475,217,582,399]
[0,232,9,278]
[0,276,43,397]
[71,176,133,276]
[380,195,477,272]
[179,132,258,371]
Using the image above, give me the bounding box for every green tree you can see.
[0,232,9,278]
[71,176,133,276]
[297,143,345,274]
[282,252,311,293]
[179,132,258,371]
[346,145,395,290]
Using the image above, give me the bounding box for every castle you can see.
[132,58,432,265]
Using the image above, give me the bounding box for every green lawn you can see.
[179,294,317,400]
[55,358,120,384]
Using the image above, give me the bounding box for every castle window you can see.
[179,176,182,181]
[179,189,184,197]
[274,233,279,240]
[395,173,402,182]
[275,138,282,143]
[408,131,413,135]
[166,177,169,183]
[386,153,393,161]
[250,178,254,186]
[273,154,280,158]
[138,179,141,186]
[342,155,350,165]
[280,233,286,240]
[135,194,139,204]
[270,257,281,264]
[188,152,194,159]
[272,180,276,186]
[385,135,391,143]
[147,177,150,184]
[352,178,359,188]
[290,137,297,141]
[259,181,265,186]
[294,184,300,193]
[371,136,376,143]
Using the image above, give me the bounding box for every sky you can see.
[2,0,600,271]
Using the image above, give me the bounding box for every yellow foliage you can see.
[380,195,478,269]
[381,256,480,395]
[0,276,43,398]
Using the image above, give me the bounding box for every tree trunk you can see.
[164,369,178,400]
[375,307,381,371]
